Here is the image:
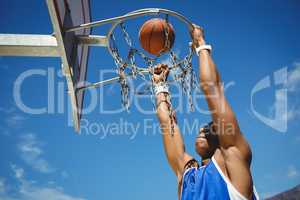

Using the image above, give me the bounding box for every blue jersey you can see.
[180,157,259,200]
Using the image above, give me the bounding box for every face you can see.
[195,123,219,158]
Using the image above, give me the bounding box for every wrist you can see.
[153,81,169,96]
[155,92,171,111]
[195,44,212,56]
[194,38,206,47]
[156,92,167,100]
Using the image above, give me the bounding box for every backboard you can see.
[46,0,91,131]
[0,4,195,132]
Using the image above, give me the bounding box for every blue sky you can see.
[0,0,300,199]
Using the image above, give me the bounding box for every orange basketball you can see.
[139,18,175,56]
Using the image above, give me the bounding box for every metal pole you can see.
[76,35,108,47]
[76,69,150,91]
[65,10,159,33]
[0,34,59,57]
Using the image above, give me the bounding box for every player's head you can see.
[195,122,219,158]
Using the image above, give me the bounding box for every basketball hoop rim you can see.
[126,8,193,29]
[106,8,194,70]
[74,8,196,93]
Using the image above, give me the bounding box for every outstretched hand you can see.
[190,24,205,47]
[152,64,169,84]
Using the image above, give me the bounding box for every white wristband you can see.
[196,44,212,56]
[153,82,169,96]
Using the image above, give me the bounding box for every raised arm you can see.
[153,64,192,179]
[191,25,252,164]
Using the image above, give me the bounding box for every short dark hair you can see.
[200,121,219,144]
[200,121,215,135]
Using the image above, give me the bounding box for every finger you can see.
[161,64,168,70]
[190,25,196,34]
[159,64,163,71]
[154,64,160,72]
[163,64,169,73]
[161,65,168,76]
[192,24,204,34]
[149,67,154,74]
[154,66,162,75]
[151,75,154,82]
[192,23,201,29]
[166,67,170,75]
[192,24,198,30]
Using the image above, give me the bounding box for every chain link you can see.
[163,14,170,54]
[110,22,196,128]
[120,22,132,47]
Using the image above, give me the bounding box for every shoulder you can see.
[221,133,252,166]
[177,156,199,197]
[214,148,254,198]
[183,158,200,171]
[178,153,196,174]
[177,155,199,182]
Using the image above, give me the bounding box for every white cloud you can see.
[48,181,56,185]
[268,63,300,122]
[11,164,24,180]
[61,171,69,179]
[0,178,6,194]
[18,134,55,173]
[17,186,85,200]
[261,191,277,199]
[0,107,16,114]
[267,88,288,123]
[286,62,300,92]
[287,107,300,121]
[287,165,299,178]
[284,63,300,121]
[0,165,86,200]
[0,107,26,131]
[5,114,26,127]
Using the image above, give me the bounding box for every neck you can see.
[201,158,211,166]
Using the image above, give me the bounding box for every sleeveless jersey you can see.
[180,157,259,200]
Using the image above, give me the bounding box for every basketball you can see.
[139,18,175,56]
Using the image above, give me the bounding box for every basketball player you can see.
[152,25,259,200]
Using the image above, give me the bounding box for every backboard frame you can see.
[46,0,91,131]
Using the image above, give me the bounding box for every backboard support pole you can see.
[76,69,150,91]
[76,35,108,47]
[0,34,107,57]
[0,34,59,57]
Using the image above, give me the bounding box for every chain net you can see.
[109,16,197,134]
